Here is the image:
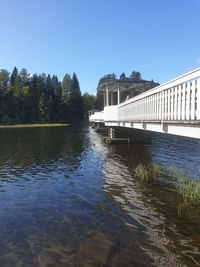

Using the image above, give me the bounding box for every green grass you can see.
[134,164,149,185]
[134,163,163,185]
[135,163,200,214]
[168,164,200,214]
[148,163,163,178]
[168,164,178,180]
[0,123,69,129]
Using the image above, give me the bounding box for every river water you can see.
[0,125,200,266]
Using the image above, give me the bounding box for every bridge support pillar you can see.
[117,84,120,105]
[106,85,109,106]
[108,128,115,139]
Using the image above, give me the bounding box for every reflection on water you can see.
[0,125,200,266]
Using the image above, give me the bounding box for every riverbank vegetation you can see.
[0,123,69,129]
[134,163,200,214]
[0,67,84,124]
[134,163,163,185]
[168,165,200,214]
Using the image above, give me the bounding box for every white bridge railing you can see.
[118,68,200,122]
[89,110,104,122]
[89,68,200,139]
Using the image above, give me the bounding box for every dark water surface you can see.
[0,125,200,266]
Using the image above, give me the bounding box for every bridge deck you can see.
[90,68,200,139]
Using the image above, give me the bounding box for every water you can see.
[0,125,200,266]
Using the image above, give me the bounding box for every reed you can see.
[168,164,200,214]
[134,164,149,185]
[148,163,163,178]
[168,164,178,180]
[134,163,163,185]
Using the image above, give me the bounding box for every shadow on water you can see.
[0,125,200,266]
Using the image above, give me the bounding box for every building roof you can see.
[98,79,159,92]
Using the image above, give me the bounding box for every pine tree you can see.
[19,68,30,86]
[120,72,126,79]
[10,67,22,96]
[52,75,61,98]
[0,69,10,91]
[130,71,142,80]
[39,94,48,123]
[61,74,71,103]
[69,73,84,121]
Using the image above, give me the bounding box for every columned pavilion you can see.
[98,78,159,107]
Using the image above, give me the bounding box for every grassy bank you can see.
[0,123,69,129]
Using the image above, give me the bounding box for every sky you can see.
[0,0,200,94]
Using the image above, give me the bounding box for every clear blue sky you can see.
[0,0,200,93]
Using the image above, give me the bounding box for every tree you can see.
[9,67,22,96]
[97,73,116,87]
[39,94,48,123]
[69,73,84,121]
[46,74,54,97]
[0,66,86,124]
[130,71,142,80]
[0,69,10,91]
[82,92,96,113]
[19,68,30,86]
[47,96,54,122]
[120,72,126,79]
[52,75,61,98]
[95,90,104,110]
[61,73,71,103]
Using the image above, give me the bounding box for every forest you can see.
[0,67,85,124]
[0,68,146,125]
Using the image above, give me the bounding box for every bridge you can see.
[89,68,200,139]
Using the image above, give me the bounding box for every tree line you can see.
[0,68,152,124]
[0,67,84,124]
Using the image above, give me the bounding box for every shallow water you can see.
[0,125,200,266]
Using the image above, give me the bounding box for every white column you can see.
[111,90,114,105]
[117,84,120,105]
[106,85,109,106]
[103,90,106,107]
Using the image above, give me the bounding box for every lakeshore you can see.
[0,123,69,129]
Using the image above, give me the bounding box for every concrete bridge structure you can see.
[89,68,200,139]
